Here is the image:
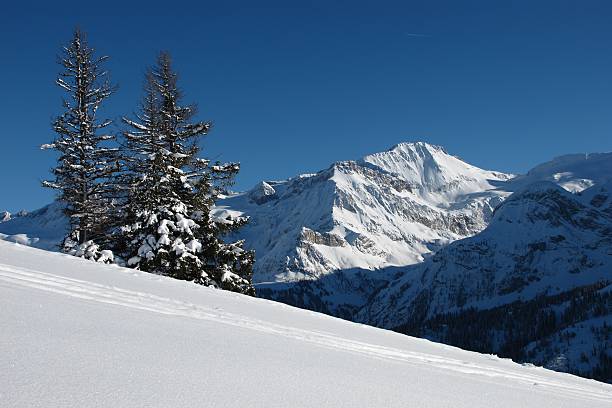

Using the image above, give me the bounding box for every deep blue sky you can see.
[1,0,611,211]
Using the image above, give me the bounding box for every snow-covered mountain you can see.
[0,201,67,249]
[2,240,611,407]
[226,142,512,280]
[218,142,512,316]
[508,152,612,193]
[360,180,612,324]
[358,178,612,381]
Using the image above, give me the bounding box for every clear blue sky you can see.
[1,0,611,211]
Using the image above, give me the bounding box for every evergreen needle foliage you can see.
[117,52,255,295]
[42,31,254,295]
[42,29,119,261]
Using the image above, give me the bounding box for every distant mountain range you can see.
[2,141,611,382]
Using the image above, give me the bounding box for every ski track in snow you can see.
[0,262,610,404]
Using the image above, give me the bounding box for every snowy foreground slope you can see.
[1,241,611,408]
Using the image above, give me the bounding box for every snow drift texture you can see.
[1,241,611,408]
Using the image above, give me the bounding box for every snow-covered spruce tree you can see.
[42,29,119,263]
[118,52,254,295]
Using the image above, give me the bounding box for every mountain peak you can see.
[367,141,448,163]
[389,141,446,153]
[361,141,510,200]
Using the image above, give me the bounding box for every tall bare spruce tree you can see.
[118,52,255,295]
[42,29,118,261]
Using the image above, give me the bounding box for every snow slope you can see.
[508,152,612,193]
[1,240,610,408]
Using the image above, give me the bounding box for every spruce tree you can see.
[119,52,254,295]
[42,29,118,261]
